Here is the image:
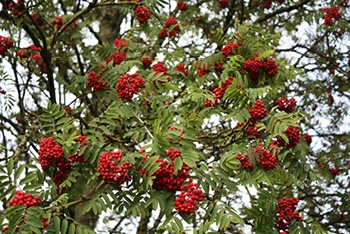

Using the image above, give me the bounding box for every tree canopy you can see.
[0,0,349,233]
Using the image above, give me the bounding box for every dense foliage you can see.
[0,0,349,233]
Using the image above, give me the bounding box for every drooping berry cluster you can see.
[98,150,133,185]
[236,143,277,170]
[278,125,300,148]
[152,148,191,192]
[114,38,128,48]
[38,137,71,191]
[236,153,255,170]
[116,72,145,100]
[244,57,278,80]
[142,57,153,68]
[176,63,189,76]
[32,12,44,26]
[276,97,297,113]
[135,6,151,24]
[329,167,340,177]
[0,35,13,56]
[275,197,302,232]
[303,133,312,145]
[87,71,109,91]
[152,61,168,74]
[7,0,25,15]
[69,135,87,163]
[245,125,261,139]
[9,190,41,207]
[105,51,126,65]
[175,183,203,215]
[177,2,188,11]
[248,100,268,122]
[198,64,210,77]
[138,149,203,214]
[52,16,78,31]
[204,77,233,107]
[160,16,181,37]
[244,58,261,80]
[214,59,225,73]
[221,42,239,57]
[16,45,41,58]
[167,126,184,142]
[322,6,342,26]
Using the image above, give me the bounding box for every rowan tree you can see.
[0,0,349,233]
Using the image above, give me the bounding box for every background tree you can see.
[0,0,349,233]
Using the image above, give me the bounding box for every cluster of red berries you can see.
[245,125,261,139]
[7,0,25,15]
[198,64,210,77]
[248,100,268,122]
[167,126,184,142]
[236,143,277,170]
[204,77,233,107]
[175,182,203,215]
[152,61,168,74]
[218,0,229,8]
[38,137,71,192]
[17,45,46,73]
[32,12,44,26]
[152,148,192,192]
[176,63,189,76]
[322,6,342,26]
[16,45,41,58]
[160,17,181,37]
[87,71,109,91]
[214,59,225,73]
[276,97,297,113]
[177,2,188,11]
[68,135,87,163]
[0,36,13,56]
[262,0,284,9]
[135,6,151,24]
[329,167,340,177]
[278,125,300,148]
[98,150,133,185]
[116,72,145,100]
[52,16,78,31]
[152,61,171,87]
[221,42,239,57]
[114,38,128,48]
[303,133,312,145]
[105,51,126,65]
[9,190,41,207]
[236,153,255,170]
[244,57,278,80]
[142,57,153,68]
[275,197,302,232]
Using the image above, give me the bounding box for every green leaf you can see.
[14,164,26,181]
[7,158,14,175]
[68,223,76,234]
[61,219,68,234]
[0,185,15,201]
[54,216,60,234]
[173,157,183,175]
